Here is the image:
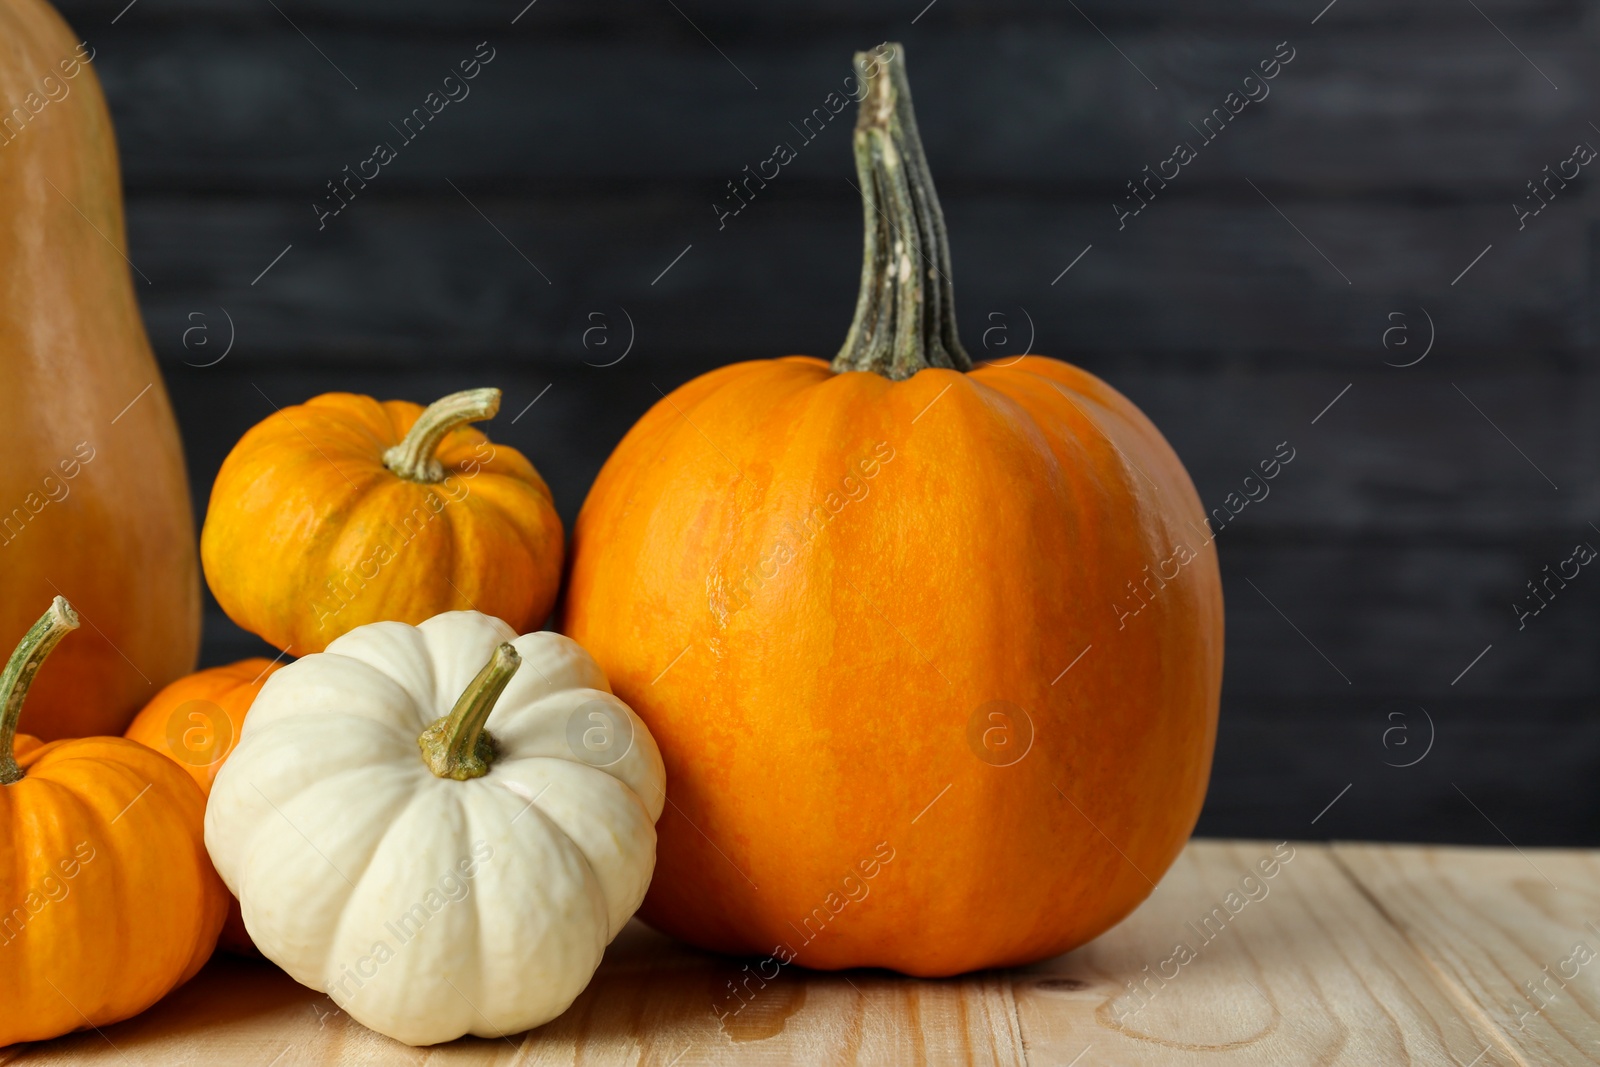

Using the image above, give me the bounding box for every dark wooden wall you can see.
[53,0,1597,844]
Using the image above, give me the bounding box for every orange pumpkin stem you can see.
[382,387,502,483]
[0,597,79,784]
[833,42,970,381]
[417,642,521,780]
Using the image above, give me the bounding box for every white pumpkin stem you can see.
[382,388,502,484]
[418,642,521,781]
[0,598,79,785]
[832,43,970,381]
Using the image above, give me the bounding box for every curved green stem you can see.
[832,42,970,381]
[382,388,501,483]
[0,598,79,785]
[418,643,520,780]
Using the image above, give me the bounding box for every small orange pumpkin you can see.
[124,657,285,954]
[0,599,227,1044]
[562,45,1223,975]
[200,388,563,655]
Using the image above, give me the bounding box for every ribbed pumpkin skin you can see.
[0,735,227,1044]
[562,356,1223,975]
[201,393,563,655]
[124,658,284,954]
[124,658,283,793]
[0,0,200,739]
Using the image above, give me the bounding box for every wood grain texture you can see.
[1204,697,1600,846]
[49,0,1588,27]
[1333,842,1600,1066]
[83,26,1591,192]
[7,840,1593,1064]
[1013,840,1519,1065]
[123,196,1589,368]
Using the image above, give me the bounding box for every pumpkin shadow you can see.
[168,952,321,1023]
[12,953,321,1060]
[511,919,738,1052]
[514,921,1056,1055]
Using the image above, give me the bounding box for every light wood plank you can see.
[1012,840,1517,1066]
[5,911,1027,1064]
[4,840,1575,1065]
[1334,841,1600,1067]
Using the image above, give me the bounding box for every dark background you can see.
[55,0,1597,844]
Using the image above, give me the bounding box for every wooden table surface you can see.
[6,839,1598,1065]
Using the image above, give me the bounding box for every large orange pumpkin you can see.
[0,599,227,1044]
[562,44,1223,975]
[201,388,563,655]
[0,0,200,739]
[124,657,286,954]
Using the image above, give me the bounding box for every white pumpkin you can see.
[204,610,665,1046]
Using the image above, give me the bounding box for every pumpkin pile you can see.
[123,383,663,1046]
[4,1,1222,1051]
[166,383,662,1045]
